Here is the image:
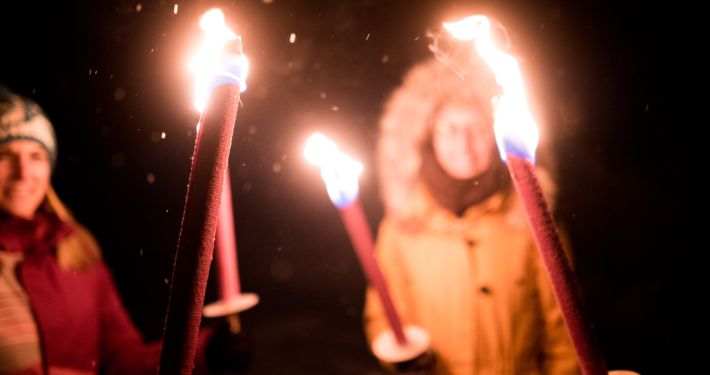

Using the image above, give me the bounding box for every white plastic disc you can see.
[372,325,430,363]
[202,293,259,317]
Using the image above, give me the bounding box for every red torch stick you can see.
[216,173,240,301]
[159,10,247,374]
[444,16,610,375]
[202,171,259,330]
[339,199,406,345]
[506,156,607,375]
[159,75,240,375]
[305,133,429,363]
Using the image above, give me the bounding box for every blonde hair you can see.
[42,186,102,270]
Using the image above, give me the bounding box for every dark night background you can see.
[1,0,695,374]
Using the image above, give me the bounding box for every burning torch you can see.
[443,15,634,375]
[305,133,430,363]
[194,10,259,332]
[159,9,248,374]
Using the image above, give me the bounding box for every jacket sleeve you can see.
[532,241,582,375]
[95,263,213,374]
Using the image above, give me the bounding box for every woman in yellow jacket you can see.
[364,56,581,375]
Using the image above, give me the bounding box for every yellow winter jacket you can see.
[364,184,581,375]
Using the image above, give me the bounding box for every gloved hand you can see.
[392,349,437,375]
[205,318,253,374]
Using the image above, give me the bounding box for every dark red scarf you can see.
[0,209,74,257]
[420,143,510,217]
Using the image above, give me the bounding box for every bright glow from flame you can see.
[305,133,363,208]
[444,15,539,162]
[191,9,248,113]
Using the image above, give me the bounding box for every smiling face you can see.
[431,102,498,180]
[0,140,51,219]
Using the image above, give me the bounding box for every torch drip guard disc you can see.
[203,293,259,317]
[372,325,430,363]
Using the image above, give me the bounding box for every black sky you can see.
[1,0,694,374]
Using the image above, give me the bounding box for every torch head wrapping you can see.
[207,47,248,96]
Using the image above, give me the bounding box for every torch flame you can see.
[305,133,363,209]
[191,9,248,113]
[444,16,539,162]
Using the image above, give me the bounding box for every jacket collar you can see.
[400,182,515,235]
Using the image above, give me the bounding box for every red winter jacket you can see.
[0,210,210,375]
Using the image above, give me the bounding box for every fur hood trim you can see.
[377,58,501,218]
[377,58,557,219]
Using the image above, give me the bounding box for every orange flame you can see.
[444,15,539,162]
[305,133,363,208]
[190,9,246,113]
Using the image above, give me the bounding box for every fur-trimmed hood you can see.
[377,57,557,220]
[377,57,499,219]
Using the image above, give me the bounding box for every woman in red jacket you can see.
[0,89,245,375]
